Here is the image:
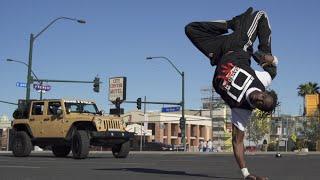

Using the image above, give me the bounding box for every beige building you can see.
[187,106,233,152]
[0,115,11,150]
[122,111,212,151]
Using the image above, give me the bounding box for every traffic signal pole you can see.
[26,34,34,102]
[146,56,186,151]
[0,100,18,106]
[126,98,186,150]
[125,100,181,106]
[32,77,100,94]
[181,71,186,151]
[34,79,95,83]
[25,17,86,101]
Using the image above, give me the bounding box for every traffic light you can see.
[136,98,142,110]
[179,117,185,130]
[93,77,100,93]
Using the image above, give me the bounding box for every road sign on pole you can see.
[161,106,180,112]
[33,83,51,92]
[109,77,127,103]
[16,82,27,88]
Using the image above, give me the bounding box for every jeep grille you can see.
[104,119,121,130]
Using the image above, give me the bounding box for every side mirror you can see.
[99,110,105,115]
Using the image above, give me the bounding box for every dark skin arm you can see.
[232,124,268,180]
[232,124,246,169]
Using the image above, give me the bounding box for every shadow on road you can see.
[93,168,239,179]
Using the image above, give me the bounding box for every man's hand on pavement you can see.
[245,174,269,180]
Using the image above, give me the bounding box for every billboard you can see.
[109,77,127,102]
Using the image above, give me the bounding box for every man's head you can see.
[249,90,278,112]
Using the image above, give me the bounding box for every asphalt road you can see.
[0,151,319,180]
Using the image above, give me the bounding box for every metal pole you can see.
[6,129,10,151]
[0,100,18,106]
[25,17,85,101]
[210,88,214,150]
[182,71,186,151]
[26,34,34,101]
[143,96,147,148]
[124,100,180,106]
[40,81,43,100]
[146,56,186,151]
[6,59,39,81]
[286,117,288,152]
[140,120,143,152]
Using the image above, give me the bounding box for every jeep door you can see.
[28,101,46,137]
[43,101,64,137]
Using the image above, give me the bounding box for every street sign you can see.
[109,77,127,102]
[161,106,180,112]
[33,83,51,92]
[16,82,27,88]
[279,140,286,147]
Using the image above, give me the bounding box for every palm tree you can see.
[297,82,320,96]
[297,82,320,115]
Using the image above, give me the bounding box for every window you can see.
[64,102,98,114]
[32,102,44,115]
[83,104,97,113]
[48,102,61,115]
[148,123,155,135]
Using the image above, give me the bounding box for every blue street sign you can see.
[33,84,51,92]
[16,82,27,88]
[161,106,181,113]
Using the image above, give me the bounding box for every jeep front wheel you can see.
[52,145,71,157]
[12,131,33,157]
[71,130,90,159]
[112,141,130,158]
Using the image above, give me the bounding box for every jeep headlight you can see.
[120,120,126,128]
[95,119,103,129]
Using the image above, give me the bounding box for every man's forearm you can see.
[232,125,246,169]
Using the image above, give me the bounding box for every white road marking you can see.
[0,165,41,169]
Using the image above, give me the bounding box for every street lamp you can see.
[26,17,86,101]
[6,58,45,100]
[146,56,186,151]
[6,59,39,80]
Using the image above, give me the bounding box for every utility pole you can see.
[25,17,85,101]
[139,96,147,152]
[146,56,186,151]
[143,96,147,148]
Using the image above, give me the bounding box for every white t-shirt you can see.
[231,70,271,131]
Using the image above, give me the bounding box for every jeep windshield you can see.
[65,100,99,114]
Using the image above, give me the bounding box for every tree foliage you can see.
[294,115,320,151]
[247,109,270,147]
[297,82,319,97]
[297,82,319,115]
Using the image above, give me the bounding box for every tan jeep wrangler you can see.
[11,99,134,159]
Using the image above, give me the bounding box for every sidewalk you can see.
[1,150,320,155]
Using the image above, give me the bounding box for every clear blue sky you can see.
[0,0,319,117]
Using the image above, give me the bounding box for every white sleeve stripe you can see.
[243,11,272,52]
[273,56,278,66]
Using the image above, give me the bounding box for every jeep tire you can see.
[12,131,33,157]
[71,130,90,159]
[52,144,71,157]
[112,141,130,158]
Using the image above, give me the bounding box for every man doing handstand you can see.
[185,7,278,180]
